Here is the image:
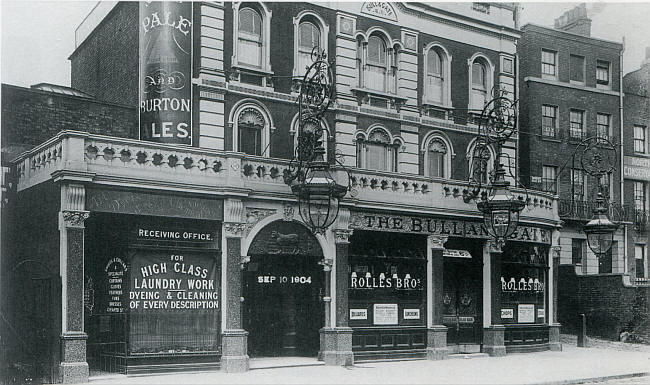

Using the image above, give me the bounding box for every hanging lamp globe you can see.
[584,189,617,258]
[477,161,526,244]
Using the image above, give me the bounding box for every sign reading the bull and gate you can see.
[349,211,551,244]
[139,1,193,144]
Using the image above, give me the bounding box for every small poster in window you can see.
[373,304,398,325]
[537,308,545,319]
[350,309,368,320]
[518,304,535,323]
[501,308,514,319]
[403,309,420,320]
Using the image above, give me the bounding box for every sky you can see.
[1,1,650,88]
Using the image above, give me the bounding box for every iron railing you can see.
[558,198,641,224]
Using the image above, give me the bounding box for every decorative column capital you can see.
[428,235,448,250]
[551,246,562,259]
[283,204,295,221]
[223,222,246,238]
[61,210,90,228]
[318,258,334,272]
[488,239,504,254]
[333,229,353,244]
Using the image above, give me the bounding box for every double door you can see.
[442,259,482,349]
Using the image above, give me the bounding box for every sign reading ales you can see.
[139,1,193,144]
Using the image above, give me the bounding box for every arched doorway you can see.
[243,220,325,357]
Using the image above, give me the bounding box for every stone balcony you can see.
[13,131,559,227]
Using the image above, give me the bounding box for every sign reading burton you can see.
[139,1,193,144]
[349,211,551,244]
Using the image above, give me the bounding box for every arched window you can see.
[471,61,487,110]
[367,36,387,92]
[427,139,447,178]
[238,7,263,67]
[236,107,267,156]
[356,127,399,172]
[426,50,444,103]
[468,141,493,184]
[297,22,320,73]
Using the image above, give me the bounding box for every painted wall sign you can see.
[105,257,127,313]
[624,156,650,181]
[403,309,420,320]
[361,2,398,21]
[373,304,399,325]
[349,211,551,244]
[136,228,215,242]
[129,252,218,312]
[501,277,545,292]
[139,1,193,144]
[501,308,514,319]
[350,309,368,320]
[517,304,535,323]
[256,275,312,284]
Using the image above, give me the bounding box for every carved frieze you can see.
[334,229,354,244]
[223,222,246,238]
[244,208,276,237]
[62,210,90,228]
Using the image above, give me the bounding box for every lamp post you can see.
[465,93,525,246]
[285,49,349,234]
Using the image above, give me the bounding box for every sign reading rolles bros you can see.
[139,2,193,144]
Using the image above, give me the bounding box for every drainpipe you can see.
[619,37,626,273]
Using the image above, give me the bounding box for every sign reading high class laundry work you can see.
[349,211,551,244]
[139,1,193,144]
[129,252,218,312]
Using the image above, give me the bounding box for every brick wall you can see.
[1,84,137,162]
[558,265,650,342]
[69,2,138,106]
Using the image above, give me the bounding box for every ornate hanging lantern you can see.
[584,187,617,258]
[285,49,349,234]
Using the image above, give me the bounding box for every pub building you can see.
[2,2,564,383]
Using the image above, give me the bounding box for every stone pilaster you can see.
[426,235,448,360]
[483,240,506,357]
[319,228,353,366]
[59,184,89,384]
[482,325,506,357]
[221,198,249,372]
[548,324,562,351]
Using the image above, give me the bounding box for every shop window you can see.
[424,45,451,106]
[541,49,557,79]
[570,54,585,83]
[541,105,558,138]
[596,60,610,88]
[634,125,647,154]
[572,239,585,265]
[636,244,646,278]
[356,126,400,172]
[569,109,585,139]
[500,243,549,324]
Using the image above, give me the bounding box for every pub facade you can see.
[4,2,562,383]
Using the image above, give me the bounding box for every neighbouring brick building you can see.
[2,2,564,384]
[519,5,627,276]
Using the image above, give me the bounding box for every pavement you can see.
[84,337,650,385]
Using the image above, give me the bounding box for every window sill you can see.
[421,101,453,110]
[540,136,562,143]
[231,63,274,76]
[350,87,408,111]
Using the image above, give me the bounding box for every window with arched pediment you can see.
[356,126,399,172]
[427,139,447,178]
[237,107,266,156]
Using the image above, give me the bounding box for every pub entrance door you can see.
[243,253,324,357]
[442,254,482,353]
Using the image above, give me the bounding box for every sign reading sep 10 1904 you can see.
[257,275,312,284]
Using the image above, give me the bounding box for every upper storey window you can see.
[298,22,320,72]
[541,49,557,79]
[470,58,491,111]
[293,13,328,80]
[238,8,263,67]
[424,45,451,107]
[356,126,401,172]
[367,36,388,92]
[596,60,611,88]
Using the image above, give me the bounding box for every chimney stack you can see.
[554,3,592,37]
